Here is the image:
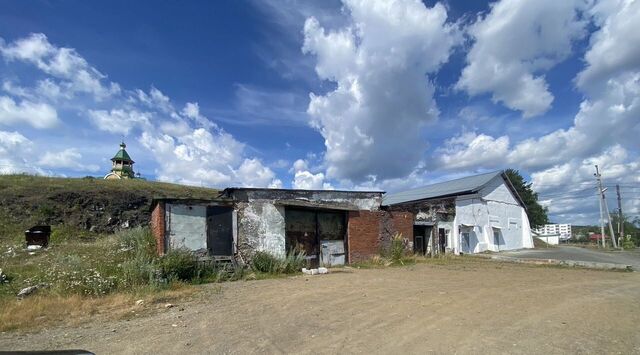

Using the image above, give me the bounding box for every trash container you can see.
[25,225,51,247]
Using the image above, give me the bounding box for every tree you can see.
[505,169,549,228]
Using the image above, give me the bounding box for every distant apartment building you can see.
[533,224,572,239]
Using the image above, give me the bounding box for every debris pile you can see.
[301,267,329,275]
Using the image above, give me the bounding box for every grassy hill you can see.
[0,174,219,241]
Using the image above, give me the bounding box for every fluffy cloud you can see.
[0,33,120,100]
[457,0,590,117]
[576,0,640,92]
[0,95,59,129]
[303,0,460,183]
[37,148,100,172]
[88,109,152,135]
[531,146,640,224]
[236,158,283,188]
[292,170,329,190]
[0,33,282,187]
[0,130,32,173]
[435,132,509,170]
[508,45,640,169]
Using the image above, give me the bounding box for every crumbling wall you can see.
[150,202,165,255]
[379,211,414,252]
[236,201,286,260]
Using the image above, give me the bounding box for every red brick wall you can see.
[347,211,382,263]
[150,202,166,255]
[388,211,414,241]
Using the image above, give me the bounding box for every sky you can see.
[0,0,639,225]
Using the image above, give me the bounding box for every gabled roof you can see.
[382,170,525,207]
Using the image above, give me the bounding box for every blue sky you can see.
[0,0,639,225]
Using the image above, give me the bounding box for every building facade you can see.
[533,224,572,240]
[150,171,534,265]
[383,171,534,255]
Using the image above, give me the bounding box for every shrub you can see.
[281,250,307,274]
[160,249,198,281]
[390,232,405,263]
[251,250,307,274]
[252,251,281,274]
[622,236,636,250]
[117,227,156,259]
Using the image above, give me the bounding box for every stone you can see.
[164,303,174,309]
[17,285,39,298]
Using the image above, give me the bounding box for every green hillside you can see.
[0,174,220,241]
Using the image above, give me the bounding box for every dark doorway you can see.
[413,225,432,255]
[438,228,446,253]
[285,208,346,268]
[206,206,233,256]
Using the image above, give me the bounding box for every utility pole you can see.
[594,165,618,249]
[617,184,624,245]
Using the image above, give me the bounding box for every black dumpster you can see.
[25,225,51,247]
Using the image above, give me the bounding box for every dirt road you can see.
[2,260,639,354]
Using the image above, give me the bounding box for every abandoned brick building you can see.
[150,171,533,266]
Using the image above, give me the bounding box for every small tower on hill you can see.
[104,141,136,180]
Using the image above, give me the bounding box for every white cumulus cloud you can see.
[456,0,590,117]
[435,132,510,170]
[0,33,120,100]
[37,148,100,172]
[0,95,59,129]
[303,0,460,183]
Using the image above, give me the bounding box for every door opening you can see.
[413,225,432,255]
[206,206,233,256]
[285,208,346,268]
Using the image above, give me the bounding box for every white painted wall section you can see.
[454,176,534,254]
[240,202,286,258]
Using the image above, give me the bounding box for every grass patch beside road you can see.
[0,227,232,331]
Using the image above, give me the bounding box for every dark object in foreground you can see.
[25,225,51,248]
[0,351,94,355]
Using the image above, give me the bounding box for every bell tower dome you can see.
[104,141,136,179]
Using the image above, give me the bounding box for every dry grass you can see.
[0,283,197,332]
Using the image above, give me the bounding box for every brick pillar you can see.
[390,211,414,241]
[150,201,166,255]
[347,211,382,263]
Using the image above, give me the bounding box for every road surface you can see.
[501,245,640,270]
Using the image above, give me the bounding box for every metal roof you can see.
[111,142,134,162]
[382,171,506,206]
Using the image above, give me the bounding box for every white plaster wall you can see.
[240,201,286,258]
[481,176,520,205]
[455,197,490,253]
[484,200,527,251]
[521,208,534,249]
[536,235,559,245]
[455,195,533,253]
[167,204,207,251]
